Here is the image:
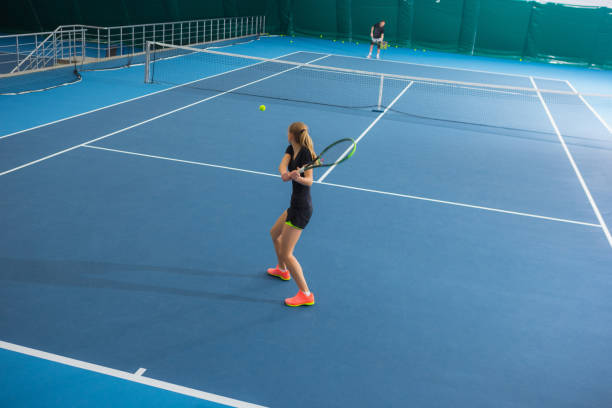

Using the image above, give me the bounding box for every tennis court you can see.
[2,31,612,408]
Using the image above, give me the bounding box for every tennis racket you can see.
[381,41,389,50]
[298,138,356,174]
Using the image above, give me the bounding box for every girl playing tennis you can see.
[267,122,315,307]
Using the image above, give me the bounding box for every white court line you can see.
[83,145,282,179]
[530,76,612,248]
[317,82,414,182]
[0,50,302,140]
[134,367,147,376]
[565,80,612,134]
[0,340,266,408]
[0,54,331,178]
[81,144,600,228]
[318,181,600,228]
[315,50,564,82]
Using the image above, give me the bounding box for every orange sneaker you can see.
[267,265,291,281]
[285,291,315,307]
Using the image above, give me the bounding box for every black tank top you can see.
[286,144,313,208]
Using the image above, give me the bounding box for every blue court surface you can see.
[1,36,612,407]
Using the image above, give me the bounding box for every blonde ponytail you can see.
[289,122,316,160]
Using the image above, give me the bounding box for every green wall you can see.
[0,0,282,33]
[281,0,612,69]
[1,0,611,69]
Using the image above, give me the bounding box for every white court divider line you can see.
[134,367,147,376]
[81,144,600,228]
[317,181,600,228]
[0,340,266,408]
[530,76,612,248]
[0,49,303,140]
[565,80,612,135]
[83,145,282,179]
[0,54,331,178]
[317,82,414,182]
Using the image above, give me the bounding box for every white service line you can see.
[317,81,414,182]
[317,51,567,82]
[317,181,600,228]
[565,80,612,134]
[82,144,600,228]
[0,340,266,408]
[0,53,331,178]
[0,50,302,140]
[530,76,612,248]
[323,52,531,79]
[83,145,281,178]
[134,367,147,376]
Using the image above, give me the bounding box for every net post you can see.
[144,41,151,84]
[375,74,384,112]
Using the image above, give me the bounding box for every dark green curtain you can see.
[280,0,612,68]
[1,0,611,68]
[0,0,281,33]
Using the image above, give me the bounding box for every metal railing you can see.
[84,16,265,60]
[0,16,265,76]
[1,28,85,74]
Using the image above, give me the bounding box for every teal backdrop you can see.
[1,0,611,68]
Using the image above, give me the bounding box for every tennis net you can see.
[145,41,612,138]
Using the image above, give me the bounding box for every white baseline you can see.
[0,340,266,408]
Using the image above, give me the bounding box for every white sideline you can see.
[0,340,266,408]
[134,367,147,376]
[565,80,612,134]
[0,54,331,178]
[81,144,601,228]
[317,82,414,182]
[0,50,302,140]
[530,76,612,248]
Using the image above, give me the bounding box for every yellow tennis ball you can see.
[320,34,323,38]
[413,48,416,51]
[519,58,522,61]
[290,40,293,43]
[333,39,336,42]
[259,105,266,111]
[356,41,359,44]
[341,41,344,43]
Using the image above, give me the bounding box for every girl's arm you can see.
[289,168,313,186]
[279,154,291,181]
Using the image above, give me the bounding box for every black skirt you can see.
[286,205,313,229]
